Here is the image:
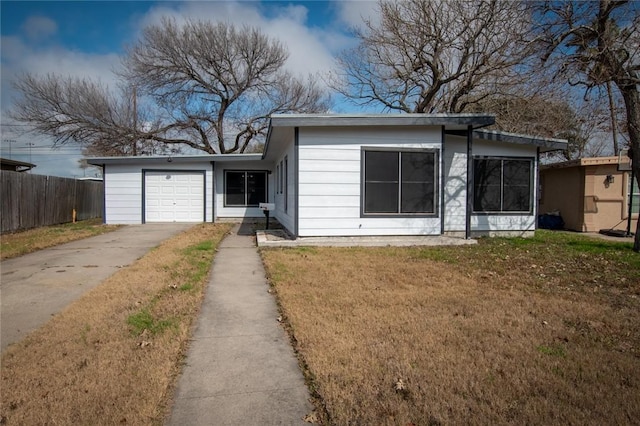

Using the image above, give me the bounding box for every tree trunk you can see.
[617,83,640,252]
[606,81,619,155]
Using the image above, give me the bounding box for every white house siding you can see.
[297,126,442,237]
[103,162,214,224]
[471,140,538,234]
[272,138,296,235]
[443,136,468,232]
[103,165,142,224]
[214,160,274,219]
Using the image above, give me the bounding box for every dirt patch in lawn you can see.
[1,219,120,260]
[262,231,640,425]
[0,223,232,425]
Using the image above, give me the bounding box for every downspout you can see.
[466,125,473,239]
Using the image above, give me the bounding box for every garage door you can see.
[145,171,204,222]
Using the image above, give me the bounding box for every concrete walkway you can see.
[0,223,193,352]
[167,223,312,426]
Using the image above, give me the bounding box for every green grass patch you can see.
[406,230,639,289]
[537,344,567,358]
[186,240,214,252]
[127,308,177,336]
[179,241,216,287]
[291,246,319,254]
[127,238,222,335]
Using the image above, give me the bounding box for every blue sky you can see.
[0,1,376,177]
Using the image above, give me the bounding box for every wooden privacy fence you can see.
[0,171,104,234]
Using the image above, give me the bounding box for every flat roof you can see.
[541,156,626,170]
[87,153,262,166]
[87,115,569,165]
[269,113,495,129]
[0,157,36,168]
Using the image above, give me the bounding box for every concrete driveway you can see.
[0,223,193,352]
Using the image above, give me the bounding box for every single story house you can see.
[88,114,567,238]
[539,156,638,233]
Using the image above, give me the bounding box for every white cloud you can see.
[1,2,365,114]
[136,1,350,80]
[335,1,379,29]
[1,34,122,114]
[21,15,58,41]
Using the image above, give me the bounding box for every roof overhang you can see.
[87,153,263,167]
[473,129,568,153]
[263,113,496,161]
[0,157,36,172]
[540,156,622,170]
[268,113,495,129]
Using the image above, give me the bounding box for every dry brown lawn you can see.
[0,219,120,260]
[261,231,640,425]
[0,223,232,425]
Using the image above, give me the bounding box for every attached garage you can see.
[87,154,266,225]
[144,171,205,223]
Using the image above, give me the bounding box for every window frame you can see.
[278,160,284,194]
[360,147,439,218]
[284,156,289,213]
[223,170,268,207]
[472,156,535,215]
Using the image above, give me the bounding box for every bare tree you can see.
[535,0,640,251]
[10,18,328,155]
[473,93,611,160]
[122,18,327,154]
[10,75,150,156]
[331,0,535,113]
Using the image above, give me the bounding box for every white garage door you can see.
[145,171,204,222]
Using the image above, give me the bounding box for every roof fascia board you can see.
[474,129,567,151]
[541,156,622,170]
[0,158,36,168]
[262,120,274,160]
[269,114,495,129]
[87,154,263,166]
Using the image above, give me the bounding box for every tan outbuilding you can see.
[539,156,638,233]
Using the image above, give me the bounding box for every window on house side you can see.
[362,149,437,215]
[224,171,267,207]
[473,158,532,213]
[284,156,288,213]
